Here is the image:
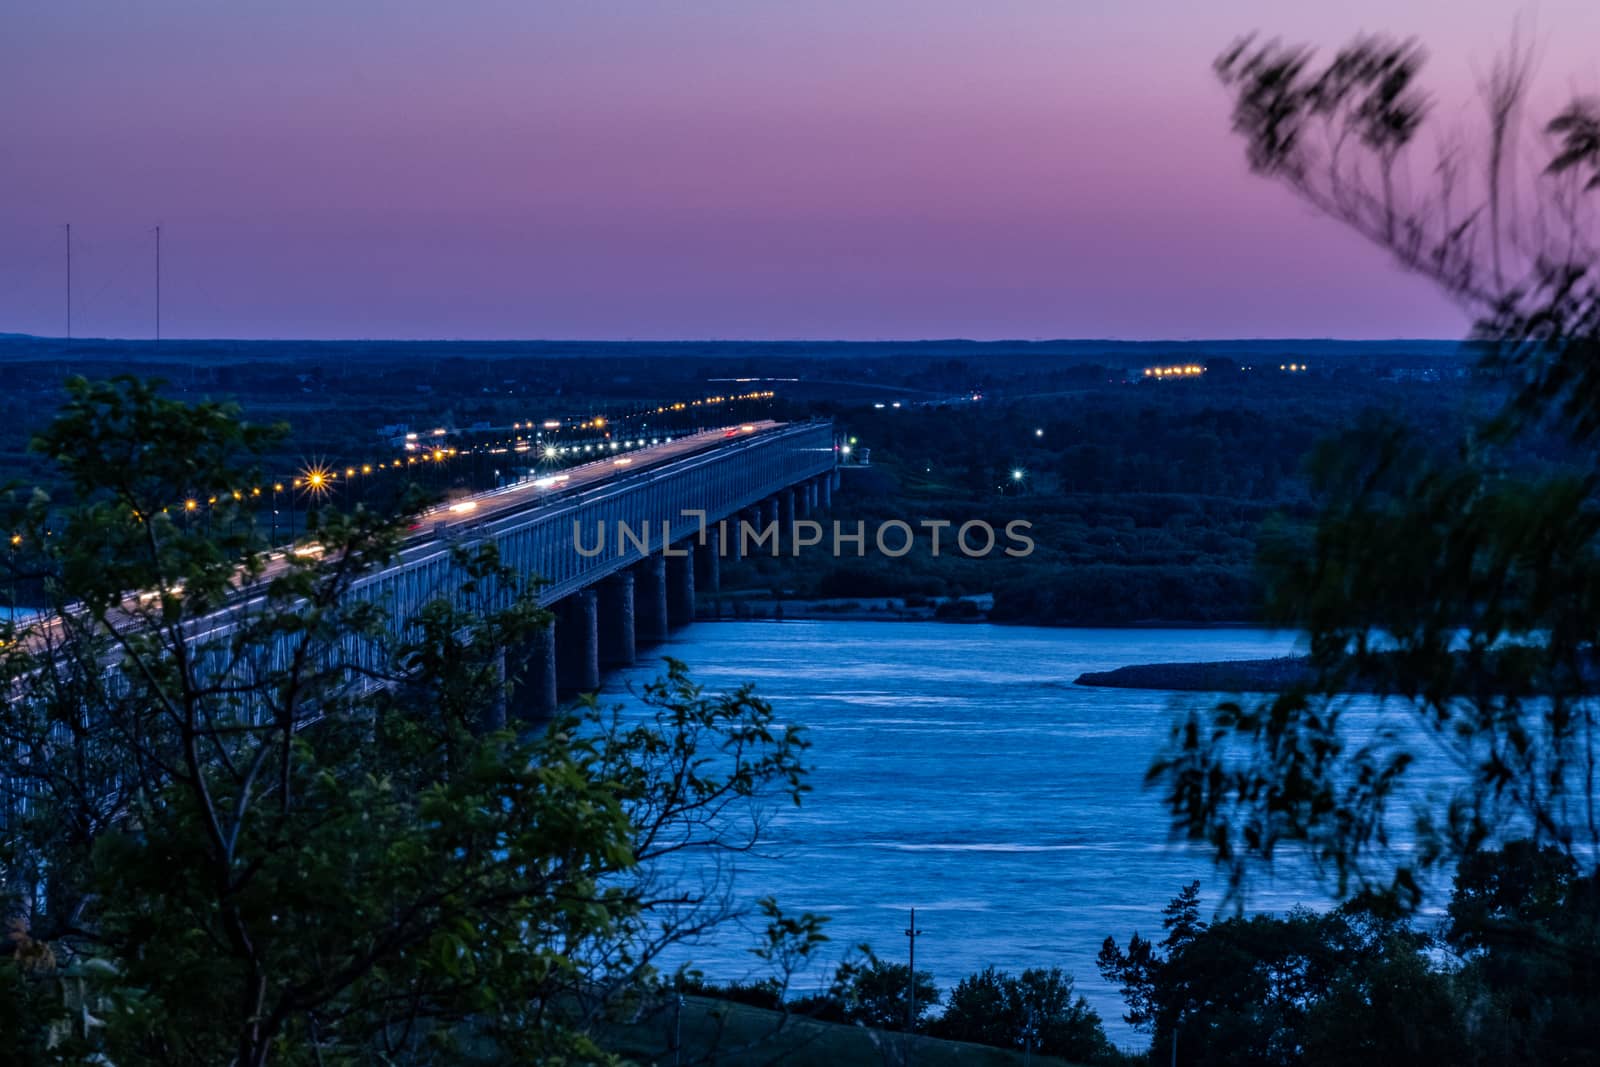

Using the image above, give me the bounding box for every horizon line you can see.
[0,333,1470,347]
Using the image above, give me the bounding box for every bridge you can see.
[7,418,836,731]
[344,418,837,720]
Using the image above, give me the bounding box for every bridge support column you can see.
[667,543,695,626]
[635,555,670,645]
[818,473,832,510]
[597,571,636,668]
[831,468,840,492]
[695,532,720,595]
[779,488,796,537]
[509,623,558,725]
[797,480,813,519]
[484,651,508,733]
[737,506,761,558]
[556,589,599,695]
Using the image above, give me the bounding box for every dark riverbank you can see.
[1076,652,1600,693]
[1075,656,1317,692]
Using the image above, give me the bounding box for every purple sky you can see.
[5,1,1598,341]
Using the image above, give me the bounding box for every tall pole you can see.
[154,224,161,341]
[905,907,923,1035]
[65,223,71,340]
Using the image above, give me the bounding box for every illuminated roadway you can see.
[14,420,800,651]
[405,420,781,541]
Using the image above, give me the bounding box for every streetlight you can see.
[7,533,19,614]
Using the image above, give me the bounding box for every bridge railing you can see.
[355,420,836,615]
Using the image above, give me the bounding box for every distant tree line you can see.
[674,838,1598,1066]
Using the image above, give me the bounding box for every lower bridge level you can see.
[460,423,838,722]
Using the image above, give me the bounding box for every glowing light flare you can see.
[1142,364,1205,379]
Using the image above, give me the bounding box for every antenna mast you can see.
[154,224,162,341]
[65,223,71,340]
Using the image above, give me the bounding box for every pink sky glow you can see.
[4,0,1599,340]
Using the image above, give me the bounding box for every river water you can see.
[605,621,1334,1042]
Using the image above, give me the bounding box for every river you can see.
[602,621,1355,1042]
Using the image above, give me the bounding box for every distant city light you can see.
[1142,364,1204,379]
[1011,468,1026,482]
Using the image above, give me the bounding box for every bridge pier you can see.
[760,497,779,534]
[667,543,695,627]
[484,652,509,732]
[818,473,832,510]
[736,506,760,558]
[556,589,599,695]
[694,533,720,596]
[597,571,636,667]
[634,555,670,645]
[509,623,558,724]
[779,487,796,536]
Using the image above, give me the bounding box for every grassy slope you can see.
[598,995,1087,1066]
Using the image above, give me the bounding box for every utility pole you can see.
[674,992,684,1067]
[904,908,923,1034]
[154,224,161,341]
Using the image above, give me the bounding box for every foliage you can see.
[1100,857,1600,1067]
[834,955,940,1032]
[1099,883,1468,1067]
[931,965,1112,1063]
[1154,27,1600,913]
[0,376,813,1065]
[780,950,939,1033]
[1443,842,1600,1063]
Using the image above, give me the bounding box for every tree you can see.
[0,377,814,1065]
[1100,884,1466,1067]
[1155,29,1600,912]
[792,952,940,1032]
[1097,881,1206,1060]
[933,966,1011,1048]
[1442,842,1600,1062]
[935,964,1112,1063]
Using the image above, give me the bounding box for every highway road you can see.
[404,419,782,540]
[7,421,791,652]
